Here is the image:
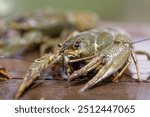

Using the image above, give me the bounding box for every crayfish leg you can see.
[79,60,112,92]
[68,56,104,82]
[112,59,131,82]
[131,50,141,81]
[15,53,58,98]
[135,50,150,60]
[80,44,131,92]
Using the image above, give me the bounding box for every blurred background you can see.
[0,0,150,22]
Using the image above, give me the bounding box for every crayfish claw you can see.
[15,54,58,98]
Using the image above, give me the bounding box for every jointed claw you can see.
[15,53,59,98]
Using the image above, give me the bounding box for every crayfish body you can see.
[15,27,148,98]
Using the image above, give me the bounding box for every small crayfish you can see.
[15,27,150,98]
[0,10,99,57]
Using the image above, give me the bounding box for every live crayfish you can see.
[15,27,150,98]
[0,10,99,81]
[0,10,99,57]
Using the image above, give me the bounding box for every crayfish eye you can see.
[58,43,62,48]
[114,41,120,44]
[73,41,80,48]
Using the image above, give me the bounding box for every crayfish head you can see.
[59,31,98,60]
[113,33,131,44]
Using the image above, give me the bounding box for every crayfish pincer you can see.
[15,27,150,98]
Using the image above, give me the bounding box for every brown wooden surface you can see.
[0,22,150,100]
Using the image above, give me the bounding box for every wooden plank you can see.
[1,79,150,100]
[0,22,150,99]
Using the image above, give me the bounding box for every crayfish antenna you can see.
[15,53,58,99]
[132,37,150,44]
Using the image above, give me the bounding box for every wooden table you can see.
[0,22,150,100]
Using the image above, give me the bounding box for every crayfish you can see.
[15,27,150,98]
[0,10,99,82]
[0,10,99,57]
